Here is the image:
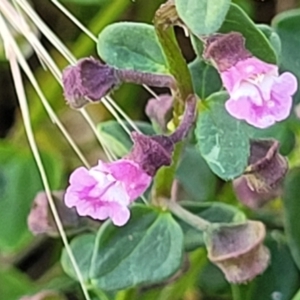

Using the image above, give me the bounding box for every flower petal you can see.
[273,72,298,96]
[109,203,131,226]
[222,57,277,93]
[103,159,152,200]
[225,96,252,120]
[64,158,151,226]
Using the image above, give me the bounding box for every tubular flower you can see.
[204,32,298,128]
[64,95,197,226]
[65,160,152,226]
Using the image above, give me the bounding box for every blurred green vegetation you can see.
[1,0,300,300]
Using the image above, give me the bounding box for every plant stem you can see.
[154,9,194,119]
[167,201,211,232]
[231,284,242,300]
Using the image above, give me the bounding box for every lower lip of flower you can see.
[266,100,275,108]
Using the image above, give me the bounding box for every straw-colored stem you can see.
[0,12,91,300]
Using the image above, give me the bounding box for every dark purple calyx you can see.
[62,57,119,109]
[246,139,288,191]
[127,94,197,176]
[127,132,174,176]
[203,32,252,72]
[233,139,288,209]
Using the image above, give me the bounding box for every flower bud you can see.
[27,191,85,236]
[233,139,288,209]
[62,57,119,109]
[145,94,173,132]
[204,221,270,283]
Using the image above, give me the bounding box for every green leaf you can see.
[97,121,155,157]
[0,268,35,300]
[61,205,184,291]
[198,261,229,295]
[256,24,281,62]
[0,143,63,253]
[61,234,96,282]
[283,168,300,271]
[292,289,300,300]
[0,15,38,61]
[176,145,217,201]
[190,34,204,58]
[195,92,250,180]
[134,249,207,300]
[97,22,168,74]
[189,58,222,100]
[178,201,246,251]
[175,0,231,35]
[219,3,277,64]
[249,236,300,300]
[60,0,106,4]
[272,9,300,102]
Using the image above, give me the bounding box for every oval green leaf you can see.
[256,24,281,62]
[61,205,184,291]
[0,143,63,253]
[249,236,300,300]
[176,145,217,201]
[175,0,231,35]
[195,92,250,180]
[97,22,168,74]
[283,168,300,271]
[272,9,300,102]
[189,58,222,100]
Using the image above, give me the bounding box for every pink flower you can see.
[203,32,298,128]
[222,57,298,128]
[64,97,197,226]
[64,160,152,226]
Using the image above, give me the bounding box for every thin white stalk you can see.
[51,0,98,43]
[15,0,77,63]
[0,13,91,300]
[102,98,132,136]
[48,0,158,129]
[0,0,90,167]
[2,0,117,161]
[79,107,115,162]
[142,84,160,100]
[18,56,90,167]
[105,96,141,134]
[0,0,64,79]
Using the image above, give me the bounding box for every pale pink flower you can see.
[222,57,298,128]
[65,160,151,226]
[64,96,197,226]
[203,32,298,128]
